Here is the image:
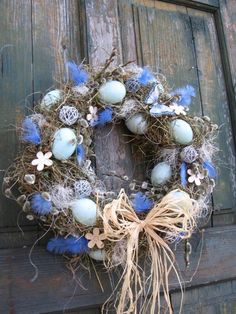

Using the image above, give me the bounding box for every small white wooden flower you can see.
[187,169,204,186]
[169,103,187,115]
[86,106,98,124]
[31,151,53,171]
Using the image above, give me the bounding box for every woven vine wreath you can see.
[4,50,218,313]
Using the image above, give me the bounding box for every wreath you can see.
[4,50,218,313]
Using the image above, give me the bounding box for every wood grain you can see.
[85,0,134,192]
[188,8,236,219]
[1,225,236,313]
[0,0,33,228]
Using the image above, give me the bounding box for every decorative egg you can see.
[151,162,172,186]
[89,249,106,261]
[52,128,77,160]
[98,80,126,104]
[166,190,193,212]
[170,119,193,145]
[71,198,97,226]
[125,113,149,134]
[41,89,63,109]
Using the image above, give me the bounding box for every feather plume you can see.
[93,108,113,126]
[180,162,187,187]
[47,235,88,254]
[171,85,196,106]
[76,144,85,166]
[67,61,89,86]
[138,67,155,86]
[203,161,217,178]
[22,117,41,145]
[132,192,154,213]
[30,193,52,215]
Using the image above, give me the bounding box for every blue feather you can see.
[30,193,52,215]
[76,144,85,166]
[203,161,217,178]
[132,192,154,213]
[92,108,113,127]
[171,85,196,106]
[22,117,41,145]
[175,231,187,242]
[180,162,187,187]
[67,61,89,86]
[47,235,89,255]
[138,67,155,86]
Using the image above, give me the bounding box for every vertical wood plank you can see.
[188,8,236,216]
[32,0,82,100]
[0,0,33,228]
[85,0,134,192]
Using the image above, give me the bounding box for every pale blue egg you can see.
[125,113,149,134]
[71,198,97,226]
[166,190,192,212]
[151,162,172,186]
[40,89,64,109]
[52,128,77,160]
[98,80,126,104]
[170,119,193,145]
[89,249,106,261]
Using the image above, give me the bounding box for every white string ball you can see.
[180,145,198,163]
[59,105,80,126]
[74,180,92,198]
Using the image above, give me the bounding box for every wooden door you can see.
[1,0,236,313]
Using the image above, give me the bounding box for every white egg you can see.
[52,128,77,160]
[40,89,63,109]
[151,162,172,186]
[166,190,193,212]
[125,113,149,134]
[98,80,126,104]
[89,249,106,261]
[170,119,193,145]
[71,198,97,226]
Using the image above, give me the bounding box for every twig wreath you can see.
[4,49,218,313]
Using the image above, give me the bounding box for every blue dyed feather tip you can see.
[92,108,113,127]
[67,61,89,86]
[171,85,196,106]
[180,162,187,187]
[76,144,85,166]
[22,117,41,145]
[47,236,89,255]
[138,67,155,86]
[132,192,154,213]
[203,161,217,178]
[30,193,52,215]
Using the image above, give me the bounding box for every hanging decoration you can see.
[4,50,218,314]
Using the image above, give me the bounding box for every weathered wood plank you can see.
[85,0,134,192]
[1,225,236,313]
[171,280,236,313]
[188,8,236,217]
[0,0,33,228]
[136,2,202,115]
[32,0,82,100]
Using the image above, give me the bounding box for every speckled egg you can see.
[89,249,106,261]
[151,162,172,186]
[125,113,149,134]
[52,128,77,160]
[98,80,126,104]
[41,89,63,109]
[170,119,193,145]
[71,198,97,226]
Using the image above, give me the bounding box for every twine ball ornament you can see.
[180,145,198,163]
[74,180,92,198]
[59,105,80,126]
[125,78,141,93]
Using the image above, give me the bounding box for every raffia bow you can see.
[102,189,197,314]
